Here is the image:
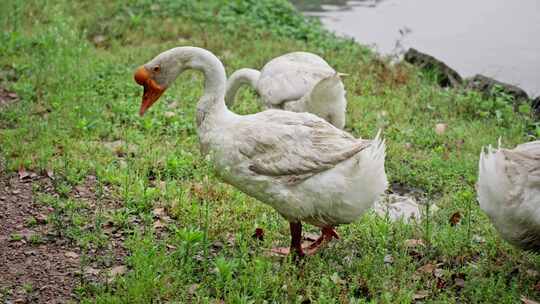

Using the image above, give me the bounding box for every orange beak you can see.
[134,66,165,116]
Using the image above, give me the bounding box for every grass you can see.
[1,0,539,302]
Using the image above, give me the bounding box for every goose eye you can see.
[153,66,160,73]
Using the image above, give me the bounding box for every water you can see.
[291,0,540,97]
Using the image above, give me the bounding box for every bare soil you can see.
[0,167,126,303]
[0,172,81,303]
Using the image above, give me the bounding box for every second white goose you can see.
[225,52,347,129]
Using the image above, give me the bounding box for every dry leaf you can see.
[413,290,429,300]
[417,263,436,274]
[454,278,465,288]
[436,277,446,289]
[252,227,264,241]
[521,297,540,304]
[18,166,30,180]
[449,211,462,226]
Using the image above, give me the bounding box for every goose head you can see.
[134,48,196,116]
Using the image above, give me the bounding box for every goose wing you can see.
[502,141,540,199]
[237,111,371,181]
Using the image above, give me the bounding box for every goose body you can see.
[225,52,347,129]
[134,47,387,256]
[478,140,540,252]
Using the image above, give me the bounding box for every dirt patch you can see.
[0,172,81,303]
[0,167,127,303]
[0,86,19,109]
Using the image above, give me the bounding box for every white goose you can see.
[134,47,387,256]
[478,140,540,252]
[225,52,347,129]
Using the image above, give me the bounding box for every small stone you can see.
[164,111,176,118]
[212,241,224,249]
[454,278,465,288]
[65,251,79,259]
[93,35,106,45]
[84,267,100,276]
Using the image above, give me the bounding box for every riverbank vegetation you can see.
[0,0,538,302]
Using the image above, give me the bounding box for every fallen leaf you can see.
[417,263,436,274]
[521,297,540,304]
[18,166,30,180]
[413,290,429,300]
[384,254,394,264]
[436,277,446,289]
[449,211,462,226]
[65,251,79,259]
[252,228,264,241]
[454,278,465,289]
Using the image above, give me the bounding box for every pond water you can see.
[291,0,540,97]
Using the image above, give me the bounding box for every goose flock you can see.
[134,46,539,257]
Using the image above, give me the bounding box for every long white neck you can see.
[224,68,261,106]
[165,47,229,127]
